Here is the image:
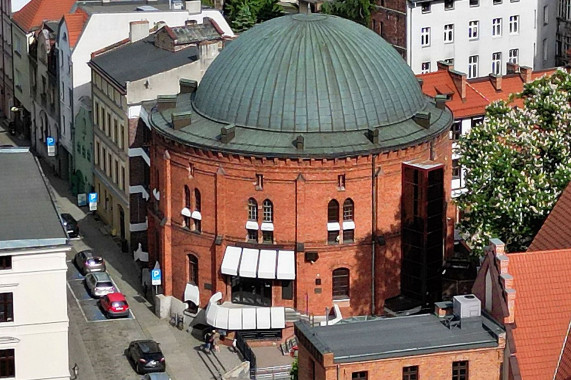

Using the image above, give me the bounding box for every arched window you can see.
[327,200,340,244]
[193,189,201,232]
[332,268,350,299]
[262,200,273,222]
[182,185,191,227]
[188,254,198,285]
[343,199,355,243]
[248,198,258,221]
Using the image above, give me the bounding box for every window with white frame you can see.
[421,2,430,13]
[492,18,502,37]
[492,52,502,75]
[421,27,430,47]
[543,38,548,61]
[342,199,355,243]
[262,199,273,243]
[444,0,454,10]
[560,0,571,20]
[544,5,549,25]
[468,21,479,40]
[509,48,519,64]
[444,24,454,43]
[468,55,478,79]
[469,0,478,6]
[327,200,340,244]
[493,0,501,4]
[247,198,258,242]
[509,15,519,34]
[421,62,431,74]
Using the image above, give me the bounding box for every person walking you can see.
[212,330,221,353]
[203,330,214,353]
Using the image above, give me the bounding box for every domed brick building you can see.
[147,14,454,331]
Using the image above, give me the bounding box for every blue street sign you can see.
[46,137,55,146]
[46,137,56,157]
[151,269,162,286]
[88,193,98,203]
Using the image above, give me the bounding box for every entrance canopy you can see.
[221,246,295,280]
[206,292,285,330]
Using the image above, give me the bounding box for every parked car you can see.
[141,373,170,380]
[74,250,106,275]
[60,213,79,238]
[127,340,166,374]
[99,292,129,318]
[84,272,116,298]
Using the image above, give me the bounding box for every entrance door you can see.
[119,206,126,240]
[231,277,272,307]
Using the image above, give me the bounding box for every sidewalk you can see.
[39,158,244,380]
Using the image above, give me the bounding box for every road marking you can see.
[67,282,89,323]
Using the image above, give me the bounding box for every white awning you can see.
[277,250,295,280]
[245,220,258,230]
[256,307,271,329]
[191,211,202,220]
[214,306,230,330]
[206,302,220,327]
[258,250,277,279]
[327,222,340,231]
[205,293,226,329]
[239,248,259,278]
[242,308,257,330]
[221,246,242,276]
[183,283,200,306]
[342,220,355,230]
[181,208,191,217]
[227,308,243,330]
[261,222,274,231]
[271,306,285,329]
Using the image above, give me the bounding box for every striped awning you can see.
[220,246,295,279]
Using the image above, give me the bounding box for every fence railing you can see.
[235,331,257,373]
[253,364,292,380]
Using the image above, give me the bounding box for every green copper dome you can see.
[193,14,427,133]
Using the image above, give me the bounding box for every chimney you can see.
[171,111,192,130]
[519,66,532,83]
[130,20,150,43]
[179,79,197,94]
[417,78,424,89]
[157,95,177,111]
[185,0,201,14]
[489,74,502,91]
[220,125,236,143]
[449,69,467,100]
[437,60,454,72]
[185,19,198,27]
[506,62,520,75]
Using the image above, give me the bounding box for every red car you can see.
[99,293,129,318]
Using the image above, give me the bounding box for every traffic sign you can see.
[46,136,56,157]
[88,192,98,211]
[151,269,162,286]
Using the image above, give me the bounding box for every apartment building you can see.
[373,0,540,77]
[0,148,71,380]
[87,19,226,253]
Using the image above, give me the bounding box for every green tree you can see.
[290,357,298,380]
[321,0,374,26]
[224,0,283,33]
[457,69,571,255]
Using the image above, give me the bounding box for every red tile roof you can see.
[528,182,571,252]
[555,324,571,380]
[508,249,571,380]
[12,0,76,33]
[63,8,89,48]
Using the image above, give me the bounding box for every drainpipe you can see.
[371,154,377,315]
[337,364,340,380]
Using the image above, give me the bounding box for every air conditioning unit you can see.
[453,294,481,319]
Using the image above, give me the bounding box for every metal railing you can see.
[253,364,292,380]
[235,331,257,373]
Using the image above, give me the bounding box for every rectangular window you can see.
[544,5,549,24]
[421,62,430,74]
[421,2,430,13]
[452,361,469,380]
[493,0,501,4]
[282,280,293,300]
[247,229,258,242]
[421,27,430,47]
[262,230,273,243]
[102,147,106,172]
[106,113,111,137]
[0,349,14,378]
[352,372,367,380]
[113,119,118,143]
[0,257,11,270]
[468,21,479,40]
[107,153,111,177]
[445,0,454,10]
[120,125,125,149]
[0,293,13,323]
[509,15,519,34]
[543,38,548,60]
[332,269,350,299]
[492,18,502,37]
[469,0,478,6]
[256,174,263,190]
[509,48,519,64]
[403,366,419,380]
[95,141,100,166]
[452,159,461,179]
[328,230,339,244]
[468,55,478,79]
[343,229,354,243]
[121,167,126,190]
[492,52,502,75]
[450,120,462,141]
[444,24,454,43]
[114,160,119,184]
[472,117,483,129]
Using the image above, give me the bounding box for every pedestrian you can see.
[203,330,214,353]
[212,330,221,353]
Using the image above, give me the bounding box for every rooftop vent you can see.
[453,294,481,319]
[136,5,159,11]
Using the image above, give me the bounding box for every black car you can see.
[60,213,79,238]
[127,340,166,374]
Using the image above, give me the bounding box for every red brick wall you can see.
[299,344,504,380]
[372,0,407,58]
[148,130,453,316]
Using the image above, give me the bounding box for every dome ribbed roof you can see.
[193,14,426,133]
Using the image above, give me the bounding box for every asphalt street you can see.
[0,128,244,379]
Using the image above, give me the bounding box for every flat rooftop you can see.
[0,148,67,250]
[76,0,190,14]
[295,313,504,363]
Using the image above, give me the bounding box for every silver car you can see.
[84,272,116,298]
[74,250,106,275]
[142,373,170,380]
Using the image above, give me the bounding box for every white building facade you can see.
[408,0,537,77]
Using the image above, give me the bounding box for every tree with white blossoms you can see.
[457,68,571,255]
